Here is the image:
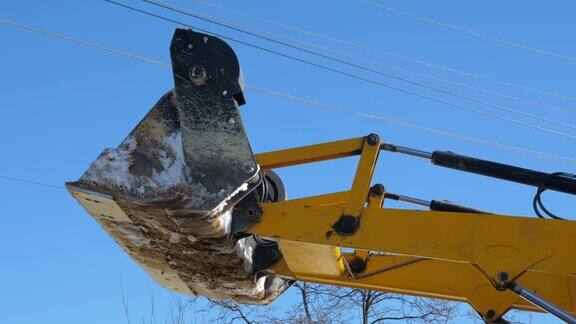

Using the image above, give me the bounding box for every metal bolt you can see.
[189,65,207,86]
[366,133,379,146]
[245,207,260,220]
[370,184,385,196]
[494,271,509,291]
[349,257,366,273]
[244,164,255,174]
[497,272,509,282]
[335,215,359,235]
[484,309,496,320]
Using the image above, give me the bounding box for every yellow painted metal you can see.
[355,186,386,260]
[261,191,348,277]
[354,248,370,261]
[367,188,385,209]
[282,191,349,207]
[279,241,344,277]
[256,137,364,169]
[270,253,575,316]
[354,249,370,260]
[253,200,576,279]
[250,135,576,319]
[253,197,576,319]
[343,136,381,218]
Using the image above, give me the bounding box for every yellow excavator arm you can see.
[67,28,576,323]
[251,135,576,322]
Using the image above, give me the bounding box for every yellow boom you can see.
[250,135,576,322]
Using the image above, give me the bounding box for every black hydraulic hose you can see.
[384,193,489,214]
[381,143,575,219]
[431,151,576,195]
[429,200,490,214]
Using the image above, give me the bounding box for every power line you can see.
[1,15,575,166]
[204,12,573,116]
[249,85,576,164]
[0,175,65,190]
[2,88,576,193]
[144,0,576,130]
[189,1,576,115]
[359,0,576,63]
[190,0,576,102]
[104,0,576,141]
[0,17,169,67]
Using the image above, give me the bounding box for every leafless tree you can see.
[121,279,198,324]
[463,307,533,324]
[121,276,132,324]
[203,299,263,324]
[343,290,457,324]
[166,295,196,324]
[273,282,348,323]
[121,277,459,323]
[203,282,458,324]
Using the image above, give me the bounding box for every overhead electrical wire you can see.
[190,0,576,103]
[1,15,575,166]
[0,17,170,67]
[248,85,576,164]
[0,175,65,190]
[189,0,576,116]
[102,0,576,141]
[142,0,576,130]
[359,0,576,63]
[199,13,572,116]
[7,8,569,121]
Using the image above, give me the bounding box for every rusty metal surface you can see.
[67,183,288,303]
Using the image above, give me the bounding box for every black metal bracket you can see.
[230,190,263,240]
[169,28,259,215]
[251,240,282,276]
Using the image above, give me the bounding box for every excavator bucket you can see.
[66,28,290,303]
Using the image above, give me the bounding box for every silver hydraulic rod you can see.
[384,192,489,214]
[509,283,576,323]
[385,193,430,207]
[380,143,432,159]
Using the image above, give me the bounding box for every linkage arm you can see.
[252,135,576,321]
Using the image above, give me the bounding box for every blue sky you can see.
[1,0,574,323]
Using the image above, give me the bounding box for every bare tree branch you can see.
[121,275,132,324]
[137,280,460,323]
